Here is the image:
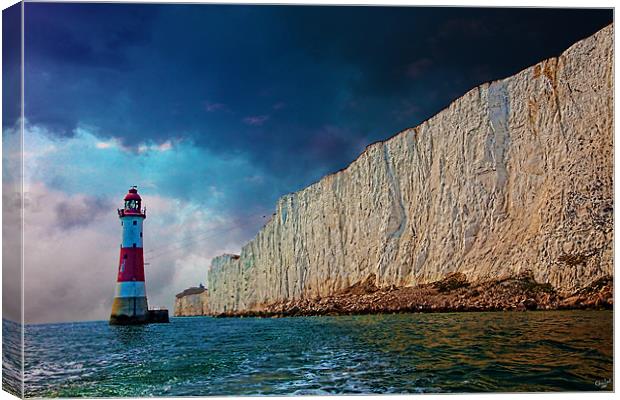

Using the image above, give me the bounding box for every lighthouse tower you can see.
[109,186,150,325]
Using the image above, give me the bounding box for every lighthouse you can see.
[110,186,168,325]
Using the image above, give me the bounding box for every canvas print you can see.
[1,2,614,397]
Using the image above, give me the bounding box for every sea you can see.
[3,310,613,397]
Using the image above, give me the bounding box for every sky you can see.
[2,3,612,323]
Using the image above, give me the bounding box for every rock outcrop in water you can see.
[206,25,613,315]
[174,287,209,316]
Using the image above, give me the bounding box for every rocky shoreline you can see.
[210,271,613,318]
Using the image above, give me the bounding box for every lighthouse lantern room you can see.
[109,186,168,325]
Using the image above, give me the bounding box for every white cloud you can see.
[244,174,264,184]
[19,182,261,324]
[137,140,174,154]
[3,121,273,323]
[243,115,270,126]
[157,140,172,152]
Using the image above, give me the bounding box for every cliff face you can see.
[207,25,613,314]
[174,287,210,316]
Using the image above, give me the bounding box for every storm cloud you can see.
[21,4,613,191]
[54,195,112,231]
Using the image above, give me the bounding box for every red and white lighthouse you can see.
[109,186,152,324]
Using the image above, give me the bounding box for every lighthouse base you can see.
[109,297,169,325]
[109,310,169,325]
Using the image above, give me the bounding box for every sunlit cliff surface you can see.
[205,24,613,315]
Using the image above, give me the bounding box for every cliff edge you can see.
[207,24,613,315]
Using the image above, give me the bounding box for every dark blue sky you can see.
[17,4,614,208]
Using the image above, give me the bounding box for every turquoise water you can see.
[2,319,22,396]
[15,311,614,396]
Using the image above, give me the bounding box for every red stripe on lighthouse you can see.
[117,247,145,282]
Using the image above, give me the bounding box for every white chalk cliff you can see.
[174,287,209,316]
[207,25,613,314]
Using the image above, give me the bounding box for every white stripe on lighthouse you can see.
[121,216,144,248]
[114,281,146,298]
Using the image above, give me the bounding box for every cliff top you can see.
[209,23,614,270]
[176,286,207,298]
